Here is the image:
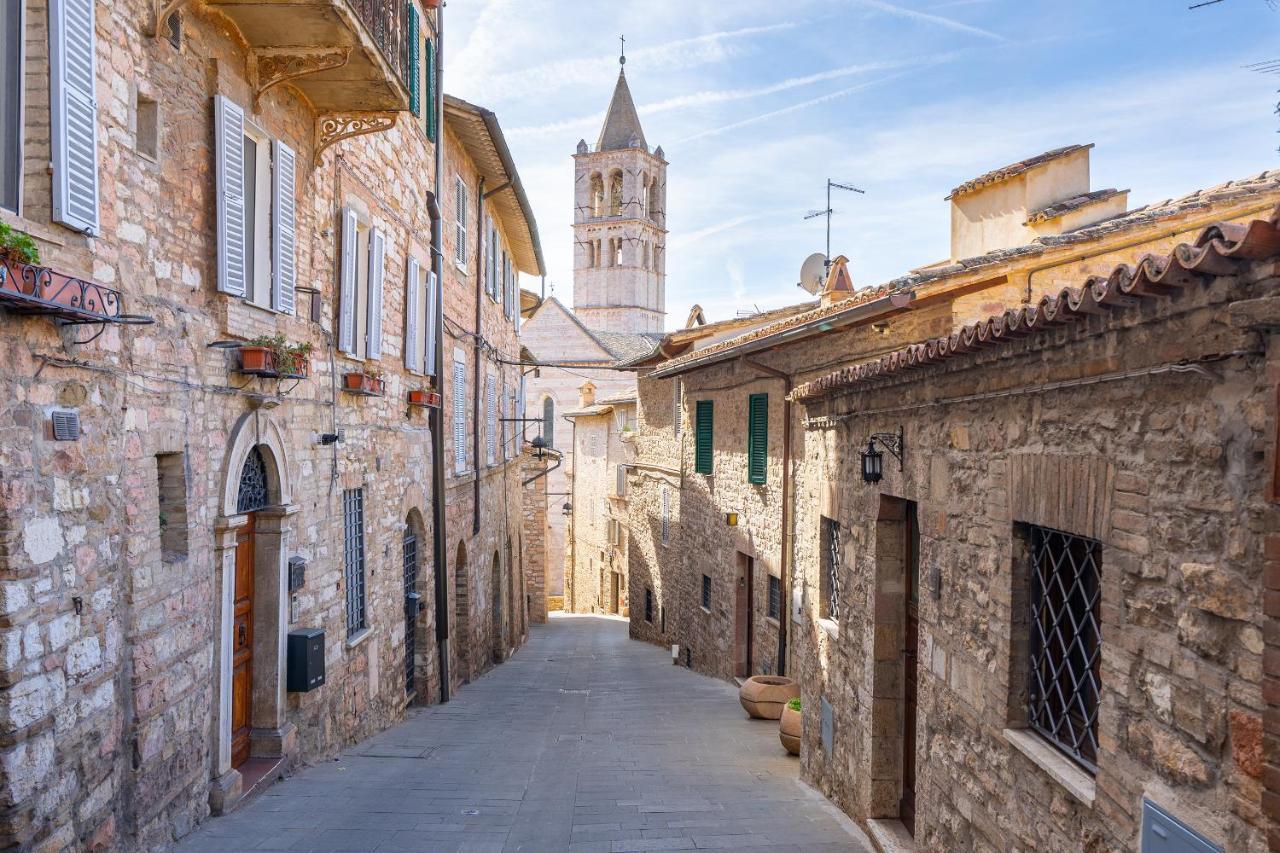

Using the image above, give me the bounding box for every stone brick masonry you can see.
[0,3,533,850]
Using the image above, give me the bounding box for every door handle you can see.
[238,624,247,646]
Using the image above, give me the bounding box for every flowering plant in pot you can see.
[0,222,40,265]
[779,697,801,756]
[240,335,312,378]
[343,367,385,396]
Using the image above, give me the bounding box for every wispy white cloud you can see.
[853,0,1007,41]
[458,21,800,103]
[676,71,916,143]
[506,54,957,139]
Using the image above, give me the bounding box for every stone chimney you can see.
[578,381,597,408]
[820,256,855,308]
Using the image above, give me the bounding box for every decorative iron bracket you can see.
[314,112,398,165]
[149,0,194,38]
[869,426,905,471]
[255,47,352,108]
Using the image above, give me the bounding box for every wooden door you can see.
[901,503,920,834]
[610,572,619,614]
[231,518,254,769]
[734,553,753,678]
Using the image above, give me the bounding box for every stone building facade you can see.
[0,2,540,849]
[626,147,1280,848]
[563,383,637,616]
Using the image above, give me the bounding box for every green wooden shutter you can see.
[425,38,437,141]
[747,393,768,484]
[407,6,420,116]
[694,400,714,474]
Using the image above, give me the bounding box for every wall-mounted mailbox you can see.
[406,591,423,613]
[286,628,325,693]
[1141,799,1221,852]
[288,557,306,593]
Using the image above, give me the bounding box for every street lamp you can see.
[860,427,904,484]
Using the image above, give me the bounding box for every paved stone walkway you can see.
[176,614,872,852]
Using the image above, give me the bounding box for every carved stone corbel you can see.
[314,113,399,165]
[255,48,352,107]
[149,0,195,38]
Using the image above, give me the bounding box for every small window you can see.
[454,176,468,265]
[0,0,20,213]
[156,452,188,561]
[644,587,653,623]
[241,124,273,308]
[135,91,159,160]
[485,374,497,466]
[694,400,713,474]
[452,355,467,473]
[1026,524,1102,771]
[747,393,768,485]
[590,173,604,217]
[820,516,842,622]
[608,170,622,216]
[343,488,367,637]
[612,237,622,267]
[767,574,781,620]
[164,10,182,49]
[701,574,711,611]
[615,464,627,497]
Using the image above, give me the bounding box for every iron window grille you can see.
[1027,525,1102,772]
[237,446,270,513]
[820,517,842,622]
[767,574,781,620]
[402,527,418,694]
[343,488,367,637]
[701,574,711,610]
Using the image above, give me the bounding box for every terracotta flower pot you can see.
[239,346,273,374]
[779,704,801,755]
[343,372,384,396]
[738,675,799,720]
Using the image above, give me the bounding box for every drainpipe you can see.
[742,357,792,677]
[473,177,485,535]
[429,4,450,704]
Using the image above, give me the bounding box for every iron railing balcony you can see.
[0,257,151,327]
[203,0,412,114]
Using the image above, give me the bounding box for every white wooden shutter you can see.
[452,357,467,472]
[338,207,358,354]
[404,257,420,371]
[454,178,467,264]
[271,139,297,313]
[213,95,246,296]
[616,464,627,497]
[424,271,438,376]
[50,0,99,235]
[485,376,496,465]
[367,228,385,359]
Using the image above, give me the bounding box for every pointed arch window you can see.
[542,397,555,448]
[590,173,604,218]
[608,170,623,216]
[237,446,270,513]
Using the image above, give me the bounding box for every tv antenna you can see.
[804,179,865,269]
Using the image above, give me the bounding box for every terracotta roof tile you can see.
[947,144,1091,200]
[792,206,1280,402]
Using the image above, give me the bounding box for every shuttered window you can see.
[407,4,420,116]
[767,575,781,620]
[367,227,385,359]
[694,400,713,475]
[0,2,23,213]
[485,374,497,466]
[337,207,358,354]
[424,270,438,376]
[673,380,682,438]
[452,355,467,473]
[50,0,99,235]
[271,139,296,314]
[214,96,246,296]
[616,464,627,497]
[454,177,468,265]
[343,488,367,637]
[404,257,421,371]
[747,393,768,485]
[424,37,436,141]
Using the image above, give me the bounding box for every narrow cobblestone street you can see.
[176,615,871,852]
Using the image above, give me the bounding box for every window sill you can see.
[1002,728,1096,807]
[764,615,780,628]
[237,297,287,317]
[453,260,469,275]
[818,618,839,639]
[345,627,374,650]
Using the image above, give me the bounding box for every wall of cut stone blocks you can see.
[0,2,530,849]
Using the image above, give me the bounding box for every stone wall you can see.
[564,404,635,616]
[790,254,1277,850]
[0,3,530,849]
[522,456,549,624]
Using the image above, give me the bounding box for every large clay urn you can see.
[779,702,801,755]
[738,675,799,720]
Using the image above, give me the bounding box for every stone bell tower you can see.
[571,48,667,334]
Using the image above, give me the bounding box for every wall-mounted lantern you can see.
[561,501,573,517]
[531,435,548,459]
[860,426,904,484]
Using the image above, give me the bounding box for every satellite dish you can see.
[798,253,827,295]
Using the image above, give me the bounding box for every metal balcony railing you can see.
[347,0,411,89]
[0,257,150,326]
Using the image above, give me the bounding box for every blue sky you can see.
[446,0,1279,329]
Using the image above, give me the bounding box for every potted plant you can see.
[779,697,801,755]
[343,367,385,396]
[0,222,40,266]
[239,335,312,378]
[407,388,439,407]
[738,675,799,720]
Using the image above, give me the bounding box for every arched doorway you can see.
[454,541,469,685]
[231,446,272,768]
[403,511,428,697]
[491,551,503,664]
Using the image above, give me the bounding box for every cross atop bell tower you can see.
[571,51,667,334]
